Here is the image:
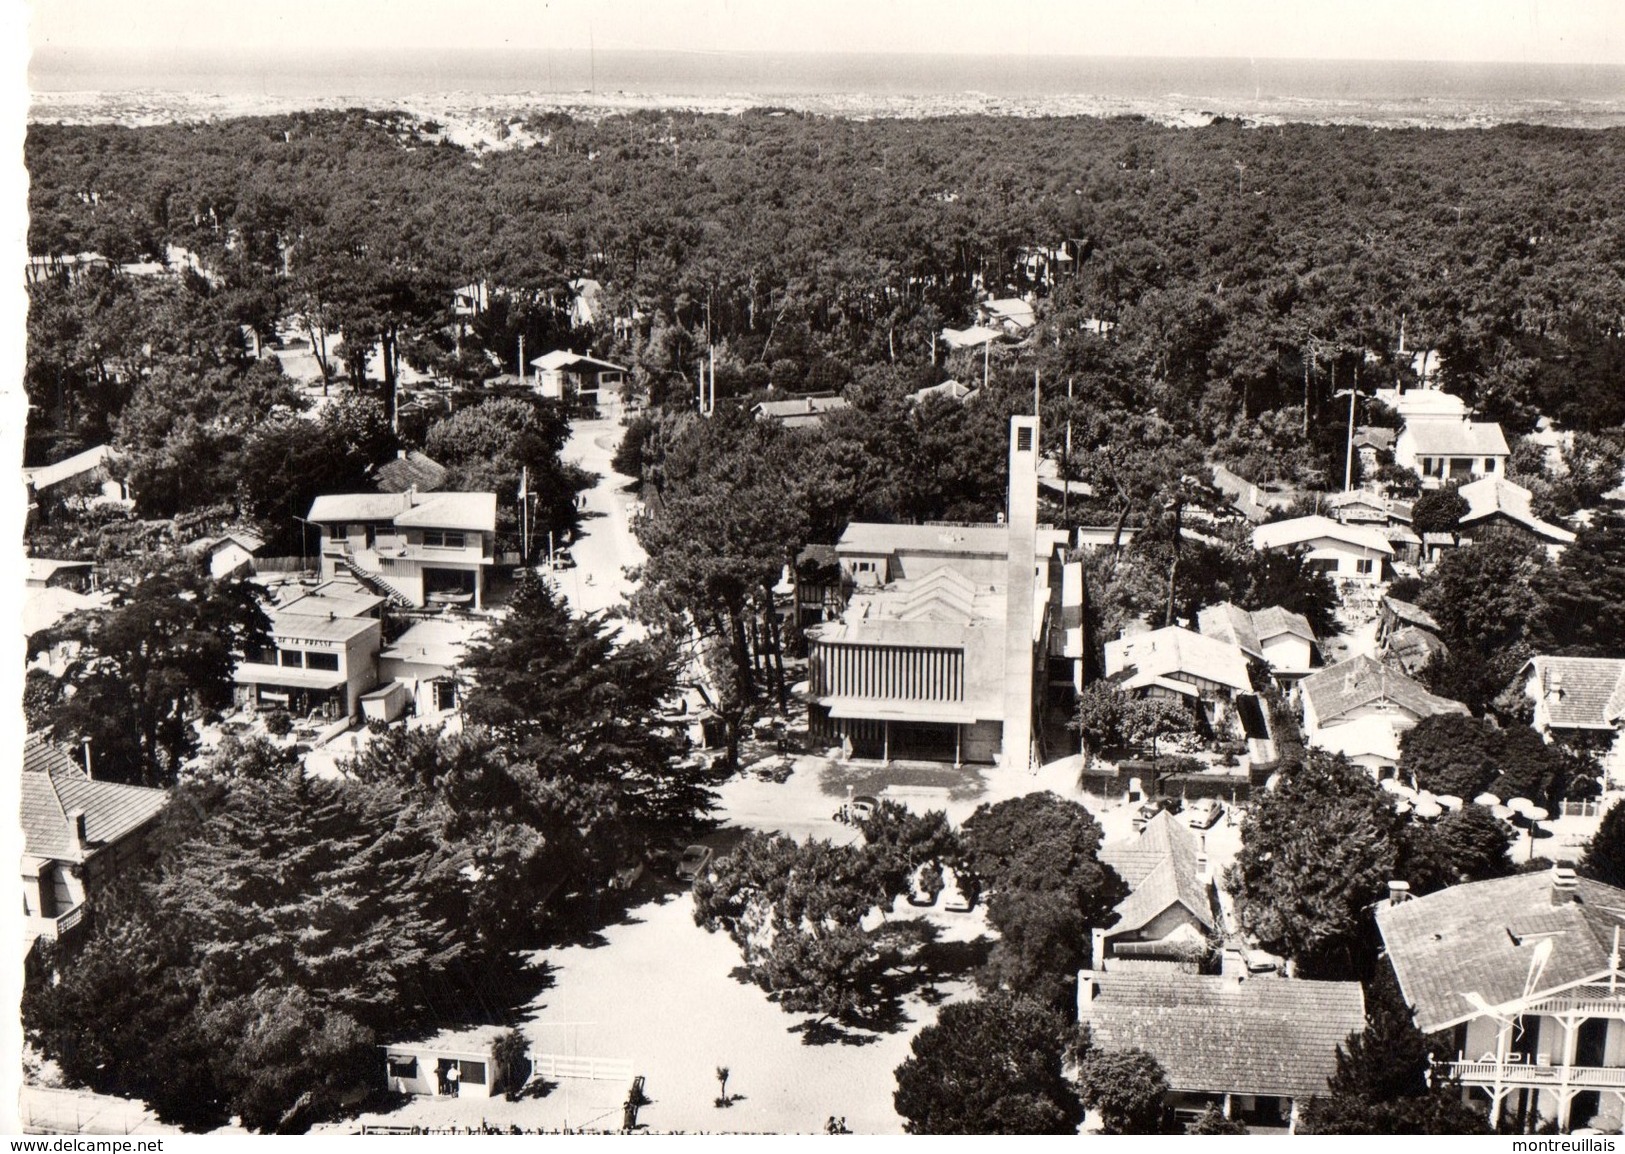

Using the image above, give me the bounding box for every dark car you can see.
[675,844,714,883]
[1132,797,1181,832]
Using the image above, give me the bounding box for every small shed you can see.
[383,1028,511,1100]
[360,680,410,725]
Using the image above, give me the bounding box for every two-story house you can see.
[1094,811,1217,969]
[529,350,628,415]
[1378,868,1625,1133]
[308,490,497,610]
[1515,656,1625,787]
[1197,602,1318,683]
[1102,625,1256,734]
[22,733,168,954]
[1299,655,1470,778]
[233,608,382,722]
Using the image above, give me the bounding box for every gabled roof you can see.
[1253,515,1394,556]
[1377,872,1625,1034]
[1352,426,1396,452]
[530,350,627,374]
[1401,420,1510,458]
[1520,656,1625,731]
[752,395,850,422]
[187,528,266,556]
[1381,596,1440,633]
[26,558,94,584]
[982,298,1036,329]
[908,379,978,404]
[1458,477,1577,544]
[1382,625,1449,677]
[373,450,449,494]
[308,492,411,523]
[1104,626,1253,696]
[392,491,497,532]
[1300,655,1469,727]
[940,325,1003,350]
[1198,603,1316,662]
[1080,971,1365,1100]
[1251,605,1317,645]
[1211,465,1294,524]
[1100,811,1215,934]
[21,734,169,863]
[22,445,117,490]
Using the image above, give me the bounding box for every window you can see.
[279,649,305,668]
[305,651,339,672]
[246,644,277,665]
[1355,558,1376,575]
[387,1056,418,1078]
[1484,457,1498,472]
[1306,558,1338,574]
[1016,426,1033,452]
[422,530,466,548]
[458,1060,486,1085]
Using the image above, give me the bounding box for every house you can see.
[751,393,850,429]
[185,529,266,579]
[1515,656,1625,785]
[1252,515,1393,583]
[1373,385,1469,424]
[1376,868,1625,1132]
[274,578,387,621]
[662,683,724,751]
[529,350,628,414]
[22,733,169,952]
[234,609,382,722]
[378,616,488,717]
[1377,596,1440,646]
[1197,603,1318,681]
[373,449,449,495]
[1353,426,1397,474]
[1377,601,1449,677]
[1210,465,1295,524]
[452,281,489,317]
[978,297,1037,334]
[1325,488,1391,526]
[907,379,978,404]
[939,324,1003,351]
[1103,625,1256,734]
[23,444,129,503]
[1094,811,1217,969]
[1076,969,1366,1131]
[790,544,848,638]
[25,558,94,592]
[806,416,1077,769]
[1383,523,1424,565]
[1299,655,1469,778]
[383,1027,520,1100]
[1394,420,1510,489]
[1458,476,1577,552]
[308,490,497,610]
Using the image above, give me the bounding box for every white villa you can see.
[308,490,498,610]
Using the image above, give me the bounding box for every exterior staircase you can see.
[337,556,416,609]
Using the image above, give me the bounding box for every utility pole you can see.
[1063,377,1074,526]
[518,333,525,381]
[982,337,990,391]
[519,466,529,563]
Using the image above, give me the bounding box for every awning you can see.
[820,697,989,726]
[234,666,347,690]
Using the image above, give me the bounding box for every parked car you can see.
[850,795,880,820]
[1132,797,1181,831]
[549,548,575,570]
[675,844,713,883]
[645,848,676,879]
[940,867,975,912]
[1186,798,1224,829]
[611,862,645,891]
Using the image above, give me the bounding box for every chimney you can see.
[1388,879,1413,905]
[66,809,87,852]
[1077,970,1096,1018]
[1196,851,1211,881]
[397,448,408,459]
[1552,866,1579,905]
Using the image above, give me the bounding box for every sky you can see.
[22,0,1625,65]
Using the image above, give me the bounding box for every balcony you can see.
[27,903,84,942]
[1451,1060,1625,1090]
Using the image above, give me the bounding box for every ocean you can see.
[27,47,1625,127]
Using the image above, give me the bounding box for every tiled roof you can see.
[1458,477,1577,544]
[1252,605,1317,645]
[1197,603,1263,660]
[908,379,978,403]
[22,445,116,490]
[530,350,627,374]
[21,734,169,863]
[1521,656,1625,730]
[1353,426,1396,452]
[373,451,449,494]
[1252,515,1394,556]
[1377,872,1625,1033]
[1382,597,1441,633]
[1402,420,1510,458]
[940,325,1002,350]
[1382,625,1448,677]
[753,395,850,421]
[1300,655,1469,728]
[1100,812,1214,934]
[392,491,497,532]
[1079,971,1365,1099]
[1104,626,1253,696]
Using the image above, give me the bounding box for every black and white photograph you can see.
[6,0,1625,1138]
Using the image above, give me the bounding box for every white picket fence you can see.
[532,1052,634,1083]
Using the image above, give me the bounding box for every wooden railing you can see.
[1451,1060,1625,1089]
[531,1053,633,1083]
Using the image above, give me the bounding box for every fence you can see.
[532,1053,634,1083]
